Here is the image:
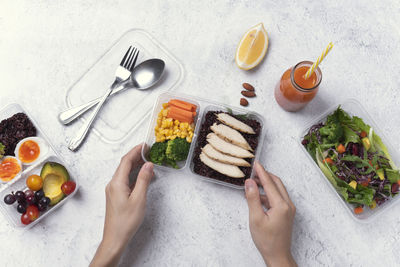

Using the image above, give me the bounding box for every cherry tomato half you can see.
[61,181,76,195]
[21,213,31,225]
[26,205,39,221]
[26,175,43,191]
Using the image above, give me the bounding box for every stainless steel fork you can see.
[68,46,139,151]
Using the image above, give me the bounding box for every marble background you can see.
[1,0,400,266]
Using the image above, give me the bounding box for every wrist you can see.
[90,238,126,267]
[264,252,296,267]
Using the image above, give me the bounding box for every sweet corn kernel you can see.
[186,136,192,143]
[162,103,169,108]
[174,120,180,125]
[189,132,193,138]
[171,135,177,140]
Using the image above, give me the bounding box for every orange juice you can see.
[274,61,322,111]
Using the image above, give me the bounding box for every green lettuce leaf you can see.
[386,169,400,184]
[343,125,360,145]
[372,131,397,169]
[316,148,348,200]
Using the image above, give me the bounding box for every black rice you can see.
[0,113,36,156]
[192,111,261,186]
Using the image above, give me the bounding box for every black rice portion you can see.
[192,111,262,186]
[0,113,37,156]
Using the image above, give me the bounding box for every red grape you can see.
[61,181,76,195]
[24,190,34,198]
[21,213,31,225]
[4,194,16,205]
[26,205,39,221]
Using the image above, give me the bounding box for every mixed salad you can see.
[302,107,400,215]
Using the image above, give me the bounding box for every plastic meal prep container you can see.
[142,92,266,189]
[299,99,400,222]
[0,104,79,228]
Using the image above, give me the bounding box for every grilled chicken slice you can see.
[216,113,255,134]
[200,152,245,178]
[210,123,253,151]
[202,144,251,167]
[207,133,254,158]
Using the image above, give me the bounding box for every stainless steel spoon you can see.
[59,58,165,125]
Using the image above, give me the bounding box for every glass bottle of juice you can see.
[274,61,322,112]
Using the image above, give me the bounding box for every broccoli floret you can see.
[166,138,190,162]
[149,142,167,165]
[0,142,4,159]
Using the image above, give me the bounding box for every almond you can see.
[240,98,249,106]
[241,90,256,97]
[242,83,255,91]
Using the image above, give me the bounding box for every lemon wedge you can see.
[235,23,269,70]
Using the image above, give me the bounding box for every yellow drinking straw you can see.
[304,42,334,80]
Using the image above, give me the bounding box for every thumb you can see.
[245,179,264,223]
[130,162,154,202]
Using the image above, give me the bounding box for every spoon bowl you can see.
[131,59,165,90]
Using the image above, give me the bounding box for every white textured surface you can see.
[1,1,400,266]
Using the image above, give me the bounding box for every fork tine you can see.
[128,49,140,71]
[124,47,136,69]
[120,46,132,66]
[124,47,137,69]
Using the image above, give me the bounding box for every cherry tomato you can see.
[26,175,43,191]
[360,131,367,138]
[61,181,76,195]
[26,205,39,221]
[323,157,334,165]
[21,213,31,225]
[336,144,346,154]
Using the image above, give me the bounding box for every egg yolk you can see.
[0,158,21,182]
[18,140,40,163]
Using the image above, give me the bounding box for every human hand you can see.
[91,144,154,267]
[245,162,297,267]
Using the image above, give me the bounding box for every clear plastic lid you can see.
[64,29,184,145]
[299,99,400,222]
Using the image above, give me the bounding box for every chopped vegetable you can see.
[354,206,364,214]
[336,144,345,154]
[169,99,197,112]
[155,103,194,143]
[149,142,168,165]
[166,138,190,162]
[167,106,195,123]
[360,131,367,138]
[323,157,333,165]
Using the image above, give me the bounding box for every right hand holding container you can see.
[245,162,297,267]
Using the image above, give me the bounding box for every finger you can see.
[130,162,154,202]
[268,172,295,207]
[113,144,144,184]
[260,194,271,209]
[255,162,284,207]
[245,179,266,222]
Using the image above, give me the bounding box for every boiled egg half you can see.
[14,137,49,165]
[0,156,22,182]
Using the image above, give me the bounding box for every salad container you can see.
[299,99,400,222]
[142,92,266,190]
[0,104,79,228]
